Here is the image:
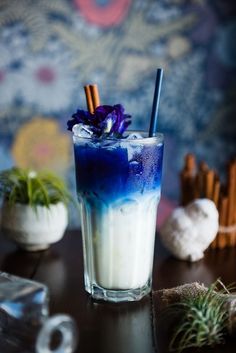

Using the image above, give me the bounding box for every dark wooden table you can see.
[1,229,236,353]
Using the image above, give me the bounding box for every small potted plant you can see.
[0,167,71,251]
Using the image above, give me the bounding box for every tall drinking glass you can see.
[73,131,164,302]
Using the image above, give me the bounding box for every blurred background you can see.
[0,0,235,227]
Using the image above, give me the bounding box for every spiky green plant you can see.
[169,280,233,352]
[0,167,72,209]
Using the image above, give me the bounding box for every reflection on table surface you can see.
[1,230,236,353]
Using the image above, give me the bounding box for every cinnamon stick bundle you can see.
[84,84,100,113]
[180,154,236,249]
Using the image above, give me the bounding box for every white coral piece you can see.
[160,199,219,262]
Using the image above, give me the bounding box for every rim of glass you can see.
[73,130,164,144]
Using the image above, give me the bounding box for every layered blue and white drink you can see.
[69,104,164,302]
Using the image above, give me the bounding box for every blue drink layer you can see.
[74,137,164,203]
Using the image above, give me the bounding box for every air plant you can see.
[167,280,235,352]
[0,167,72,210]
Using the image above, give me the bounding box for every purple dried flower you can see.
[67,104,131,138]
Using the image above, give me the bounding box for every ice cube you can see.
[125,133,143,160]
[72,123,93,138]
[126,132,143,140]
[125,144,141,161]
[120,138,142,161]
[100,139,117,151]
[129,160,142,175]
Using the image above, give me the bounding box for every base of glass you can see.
[86,281,151,303]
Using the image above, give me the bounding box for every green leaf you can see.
[0,167,73,211]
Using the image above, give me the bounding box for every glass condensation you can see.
[73,132,164,302]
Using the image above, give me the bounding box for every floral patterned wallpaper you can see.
[0,0,235,226]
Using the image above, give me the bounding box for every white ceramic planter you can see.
[1,202,68,251]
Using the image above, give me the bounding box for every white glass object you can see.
[0,272,78,353]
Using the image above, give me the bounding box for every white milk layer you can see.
[82,192,160,290]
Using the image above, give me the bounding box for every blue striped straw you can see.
[149,68,163,137]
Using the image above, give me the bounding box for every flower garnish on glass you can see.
[67,104,131,138]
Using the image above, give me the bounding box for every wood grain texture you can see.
[1,230,236,352]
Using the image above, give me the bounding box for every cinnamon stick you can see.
[218,196,228,249]
[180,171,190,206]
[199,161,208,171]
[232,161,236,241]
[212,178,220,206]
[205,170,215,200]
[185,153,195,173]
[226,161,236,246]
[84,85,94,113]
[194,174,201,199]
[210,178,221,249]
[198,161,209,198]
[180,154,196,205]
[84,84,101,113]
[89,84,100,110]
